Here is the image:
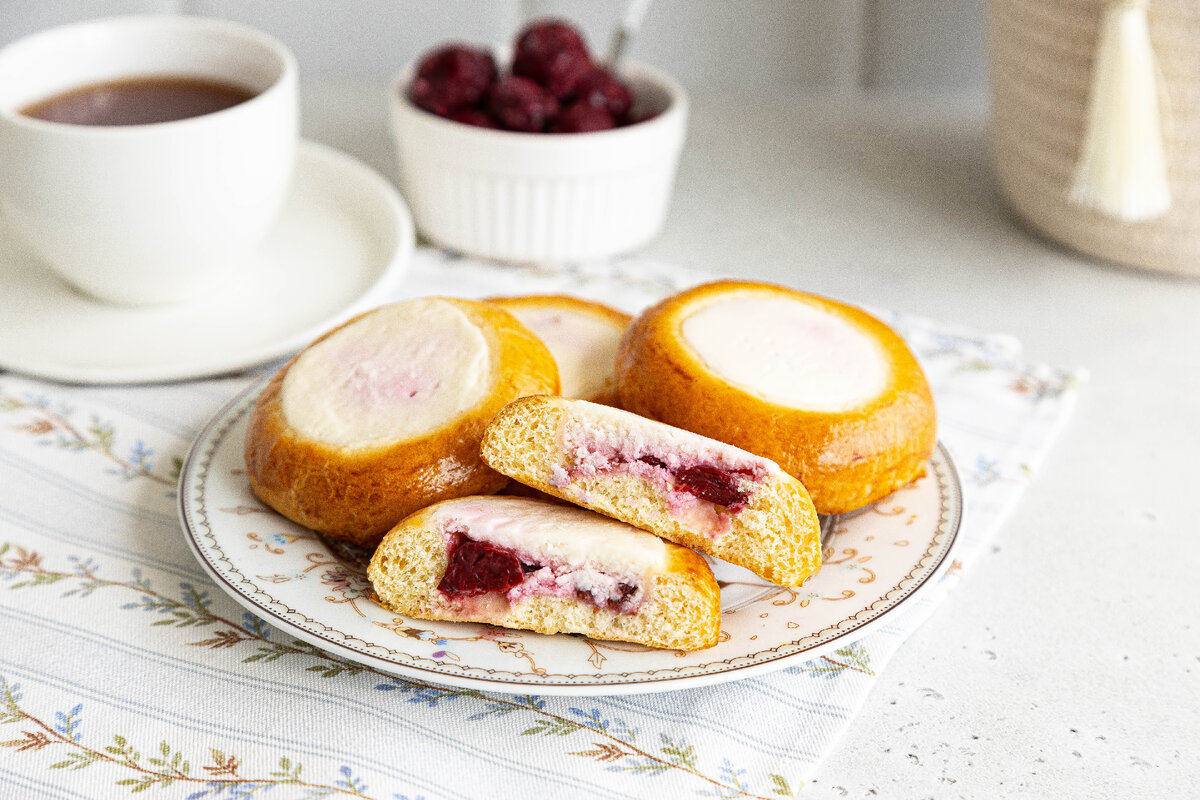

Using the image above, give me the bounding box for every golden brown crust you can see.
[367,496,721,651]
[244,299,559,547]
[486,294,631,406]
[615,281,937,514]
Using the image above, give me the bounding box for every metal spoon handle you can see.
[607,0,652,66]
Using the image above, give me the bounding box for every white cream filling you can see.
[281,299,490,448]
[440,495,668,577]
[680,291,889,412]
[560,401,780,476]
[499,303,623,400]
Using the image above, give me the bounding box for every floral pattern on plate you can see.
[179,381,963,695]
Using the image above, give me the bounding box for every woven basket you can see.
[989,0,1200,276]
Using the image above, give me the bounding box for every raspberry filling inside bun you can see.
[436,525,645,615]
[550,418,770,538]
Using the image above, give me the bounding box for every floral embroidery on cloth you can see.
[0,250,1082,799]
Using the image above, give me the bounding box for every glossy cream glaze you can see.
[500,304,623,400]
[281,299,490,448]
[680,290,889,412]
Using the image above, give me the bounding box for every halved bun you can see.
[481,396,822,587]
[367,495,721,651]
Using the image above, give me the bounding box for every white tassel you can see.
[1069,0,1171,222]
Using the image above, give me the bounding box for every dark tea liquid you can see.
[20,76,255,126]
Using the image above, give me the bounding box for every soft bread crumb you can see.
[481,396,822,587]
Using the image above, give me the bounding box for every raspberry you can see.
[437,538,526,596]
[487,75,560,132]
[675,465,750,508]
[409,44,497,117]
[410,19,643,133]
[446,108,498,128]
[552,102,616,133]
[573,68,633,119]
[516,48,592,100]
[514,19,588,65]
[513,20,592,99]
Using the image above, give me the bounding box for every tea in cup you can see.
[0,15,298,305]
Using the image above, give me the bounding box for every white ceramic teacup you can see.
[0,15,298,306]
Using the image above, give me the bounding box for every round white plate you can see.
[179,380,963,696]
[0,140,413,384]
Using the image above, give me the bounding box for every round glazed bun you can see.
[487,295,630,405]
[244,297,559,546]
[615,280,936,514]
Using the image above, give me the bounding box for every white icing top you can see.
[281,299,490,448]
[498,303,623,400]
[439,496,668,575]
[562,400,779,475]
[680,291,889,411]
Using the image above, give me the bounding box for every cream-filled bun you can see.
[488,295,630,405]
[482,396,822,588]
[244,297,559,546]
[368,495,721,651]
[615,281,936,514]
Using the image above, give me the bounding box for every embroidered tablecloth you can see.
[0,250,1081,799]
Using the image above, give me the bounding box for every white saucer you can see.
[0,140,414,384]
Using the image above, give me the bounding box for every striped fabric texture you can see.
[0,251,1081,799]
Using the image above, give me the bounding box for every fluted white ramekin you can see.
[389,59,688,264]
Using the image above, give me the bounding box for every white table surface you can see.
[303,82,1199,799]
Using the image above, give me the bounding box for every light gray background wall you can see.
[0,1,987,98]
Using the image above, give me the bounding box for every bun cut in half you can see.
[481,396,822,587]
[367,495,722,651]
[244,298,559,547]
